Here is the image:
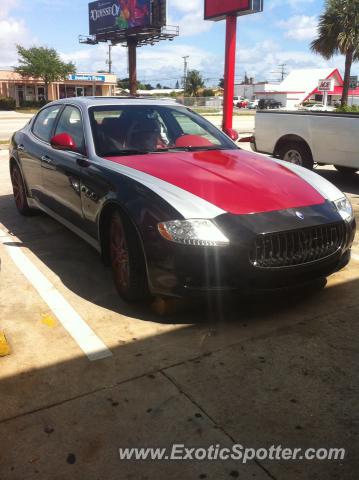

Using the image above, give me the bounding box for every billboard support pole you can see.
[128,38,138,96]
[222,15,237,135]
[127,39,137,95]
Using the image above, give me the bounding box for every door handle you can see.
[17,144,25,151]
[41,155,53,165]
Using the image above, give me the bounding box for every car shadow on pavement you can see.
[0,193,334,327]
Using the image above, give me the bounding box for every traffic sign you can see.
[349,76,358,89]
[318,79,334,92]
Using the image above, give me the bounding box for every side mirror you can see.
[50,133,77,151]
[223,128,239,142]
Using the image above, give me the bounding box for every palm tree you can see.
[311,0,359,106]
[185,70,205,97]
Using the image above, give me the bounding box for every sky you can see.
[1,0,358,87]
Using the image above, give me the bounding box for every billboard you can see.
[89,0,151,35]
[204,0,263,21]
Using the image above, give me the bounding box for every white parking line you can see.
[0,229,112,361]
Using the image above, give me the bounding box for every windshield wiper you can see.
[155,146,235,153]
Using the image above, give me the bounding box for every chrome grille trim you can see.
[250,222,346,268]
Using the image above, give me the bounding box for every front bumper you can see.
[144,202,356,297]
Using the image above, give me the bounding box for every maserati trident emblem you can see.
[296,211,305,220]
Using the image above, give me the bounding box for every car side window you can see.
[54,106,85,153]
[32,105,61,142]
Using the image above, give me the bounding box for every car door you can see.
[19,104,62,202]
[40,105,86,227]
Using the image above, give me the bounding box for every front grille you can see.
[250,222,346,268]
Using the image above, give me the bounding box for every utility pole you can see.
[182,56,189,91]
[270,64,288,83]
[278,64,287,81]
[107,44,113,74]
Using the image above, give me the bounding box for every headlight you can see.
[158,219,230,246]
[334,197,354,222]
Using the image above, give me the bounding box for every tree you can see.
[175,80,180,89]
[185,70,205,97]
[218,77,225,88]
[15,46,75,101]
[117,78,130,90]
[202,88,215,97]
[311,0,359,106]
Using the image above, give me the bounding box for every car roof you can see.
[49,96,183,108]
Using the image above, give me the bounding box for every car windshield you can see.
[89,104,238,157]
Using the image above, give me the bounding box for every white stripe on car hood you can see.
[99,157,226,219]
[271,158,344,202]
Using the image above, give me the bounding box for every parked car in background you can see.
[304,103,335,112]
[258,98,282,110]
[233,96,242,106]
[9,98,355,303]
[248,100,259,109]
[236,99,249,109]
[251,109,359,173]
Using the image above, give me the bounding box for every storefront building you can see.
[0,70,117,106]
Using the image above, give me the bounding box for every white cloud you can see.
[167,0,213,37]
[269,0,315,11]
[168,0,203,14]
[278,15,318,41]
[0,0,20,18]
[0,1,35,68]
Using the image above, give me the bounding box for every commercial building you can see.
[0,69,117,106]
[235,68,359,108]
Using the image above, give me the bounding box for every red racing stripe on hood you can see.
[104,149,325,215]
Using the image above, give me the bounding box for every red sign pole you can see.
[222,15,237,135]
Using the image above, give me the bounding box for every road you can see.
[204,113,255,133]
[0,149,359,479]
[0,112,34,141]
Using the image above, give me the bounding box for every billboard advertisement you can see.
[204,0,263,21]
[89,0,151,35]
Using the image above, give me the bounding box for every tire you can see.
[109,210,148,303]
[277,142,313,170]
[334,165,358,174]
[10,163,36,216]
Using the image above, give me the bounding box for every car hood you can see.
[104,149,325,215]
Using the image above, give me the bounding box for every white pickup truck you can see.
[251,111,359,174]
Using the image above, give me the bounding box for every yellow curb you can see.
[0,332,11,357]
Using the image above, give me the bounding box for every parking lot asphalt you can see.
[0,149,359,479]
